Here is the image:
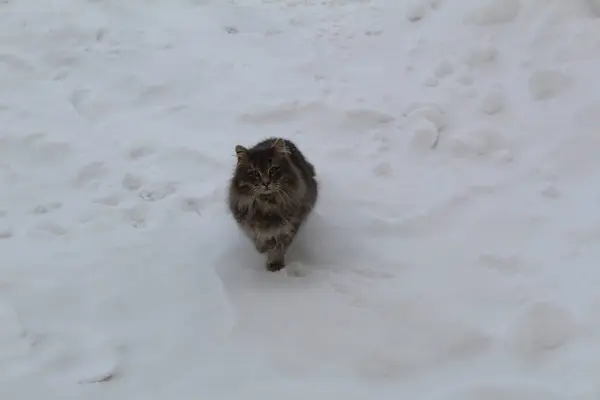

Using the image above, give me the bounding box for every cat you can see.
[228,137,318,272]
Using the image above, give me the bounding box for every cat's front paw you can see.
[266,260,285,272]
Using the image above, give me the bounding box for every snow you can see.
[1,0,600,398]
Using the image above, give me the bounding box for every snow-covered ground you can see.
[2,0,600,398]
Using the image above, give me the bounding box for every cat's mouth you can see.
[258,192,275,200]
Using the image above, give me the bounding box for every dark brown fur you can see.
[227,137,318,271]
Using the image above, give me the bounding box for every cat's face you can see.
[233,142,298,198]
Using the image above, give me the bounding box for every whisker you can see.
[275,187,296,205]
[272,189,285,203]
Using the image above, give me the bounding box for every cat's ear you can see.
[235,145,248,162]
[271,138,289,154]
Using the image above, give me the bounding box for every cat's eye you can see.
[269,166,280,175]
[249,171,260,179]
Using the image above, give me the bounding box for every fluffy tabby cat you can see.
[228,137,318,272]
